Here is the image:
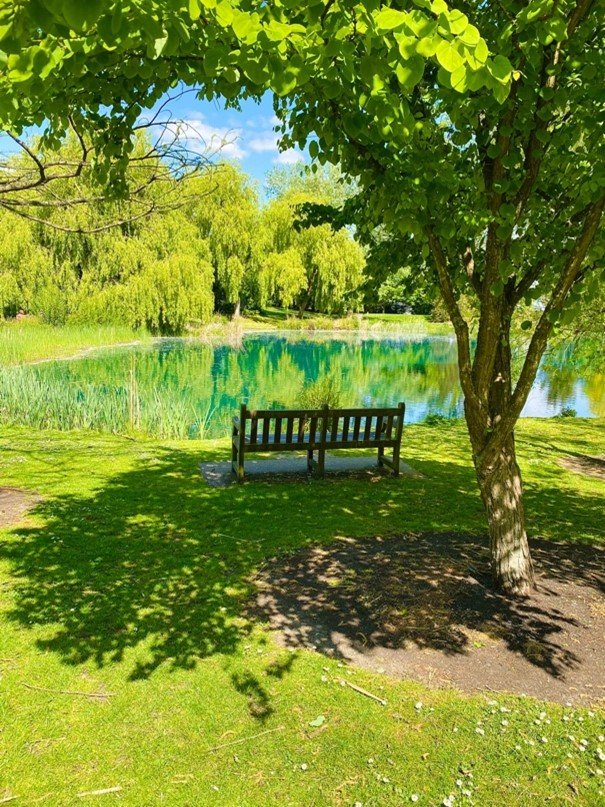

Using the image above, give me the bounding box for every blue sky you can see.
[143,89,306,194]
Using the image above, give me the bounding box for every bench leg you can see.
[231,442,238,476]
[307,449,314,473]
[317,448,326,477]
[377,445,385,467]
[392,446,400,477]
[236,450,245,482]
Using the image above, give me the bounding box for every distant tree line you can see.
[0,140,441,333]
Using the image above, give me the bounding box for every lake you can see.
[3,332,602,439]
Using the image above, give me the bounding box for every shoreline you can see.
[19,322,455,366]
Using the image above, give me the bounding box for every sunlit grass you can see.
[0,318,148,366]
[0,419,603,805]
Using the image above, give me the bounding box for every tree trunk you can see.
[232,299,241,319]
[475,433,535,596]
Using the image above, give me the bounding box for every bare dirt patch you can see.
[558,454,605,480]
[252,533,605,705]
[0,487,42,528]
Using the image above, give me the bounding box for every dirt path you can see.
[0,487,42,528]
[559,454,605,480]
[252,532,605,705]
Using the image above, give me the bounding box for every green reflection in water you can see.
[1,333,602,439]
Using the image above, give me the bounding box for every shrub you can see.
[299,375,341,410]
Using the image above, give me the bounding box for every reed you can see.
[0,366,214,440]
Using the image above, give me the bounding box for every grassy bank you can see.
[225,307,453,335]
[0,319,149,366]
[0,419,603,805]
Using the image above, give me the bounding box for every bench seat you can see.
[231,402,405,480]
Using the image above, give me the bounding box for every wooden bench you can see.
[231,402,405,481]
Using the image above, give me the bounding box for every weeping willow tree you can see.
[192,163,260,318]
[260,168,366,316]
[0,137,215,333]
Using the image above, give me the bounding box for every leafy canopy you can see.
[0,1,509,172]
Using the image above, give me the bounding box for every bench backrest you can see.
[237,403,405,449]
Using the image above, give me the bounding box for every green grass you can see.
[0,319,149,366]
[0,419,604,805]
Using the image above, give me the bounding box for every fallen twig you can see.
[77,787,122,798]
[342,680,387,706]
[22,683,114,700]
[207,725,286,752]
[0,796,18,804]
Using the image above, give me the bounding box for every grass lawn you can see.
[0,418,604,805]
[0,320,149,366]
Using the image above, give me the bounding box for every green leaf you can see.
[405,10,436,38]
[215,1,234,27]
[242,57,267,85]
[436,40,464,73]
[309,715,326,727]
[450,63,467,92]
[488,54,513,84]
[474,38,489,65]
[417,35,441,57]
[62,0,105,31]
[232,11,257,41]
[375,8,408,31]
[188,0,202,20]
[396,55,425,89]
[431,0,448,14]
[396,34,418,60]
[264,20,303,42]
[153,36,168,58]
[493,81,511,104]
[447,9,468,35]
[459,24,480,47]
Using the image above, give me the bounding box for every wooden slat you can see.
[363,415,372,441]
[375,414,383,440]
[353,415,361,441]
[330,414,339,441]
[248,406,401,419]
[274,416,282,444]
[342,415,350,441]
[250,415,258,443]
[262,416,270,444]
[286,415,294,443]
[385,413,394,439]
[309,415,318,445]
[297,416,306,441]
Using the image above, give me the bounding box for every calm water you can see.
[25,332,605,438]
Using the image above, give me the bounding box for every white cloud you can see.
[165,117,246,160]
[248,133,279,153]
[274,148,304,165]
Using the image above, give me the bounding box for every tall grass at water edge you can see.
[0,364,220,439]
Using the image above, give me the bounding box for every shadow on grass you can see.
[1,447,603,689]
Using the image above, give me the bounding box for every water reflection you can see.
[27,332,605,438]
[28,334,605,436]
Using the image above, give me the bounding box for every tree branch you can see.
[426,227,482,422]
[479,195,604,466]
